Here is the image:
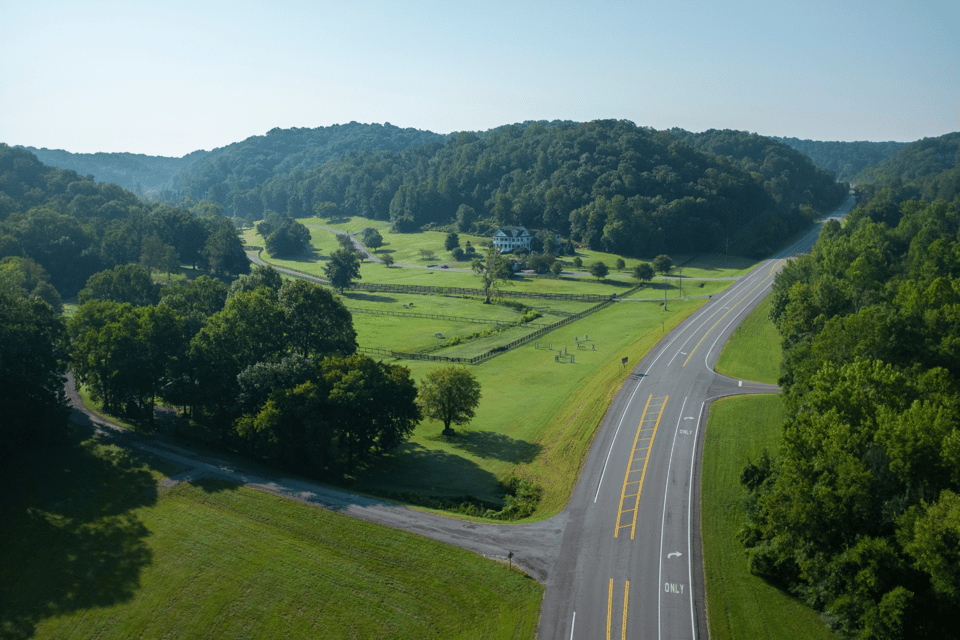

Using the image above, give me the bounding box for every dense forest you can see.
[0,144,249,295]
[197,120,845,257]
[743,134,960,638]
[852,132,960,203]
[774,137,907,183]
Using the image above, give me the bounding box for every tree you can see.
[264,217,310,257]
[653,254,673,275]
[189,287,287,440]
[632,262,654,285]
[445,232,460,251]
[550,260,564,277]
[324,248,361,292]
[419,366,482,435]
[202,222,249,277]
[472,246,511,303]
[451,247,465,261]
[229,264,283,299]
[418,248,436,261]
[362,227,383,251]
[78,264,159,307]
[0,256,62,311]
[590,261,609,281]
[382,253,395,267]
[337,233,355,250]
[237,355,421,476]
[615,258,626,271]
[573,256,583,269]
[0,290,68,459]
[455,204,477,232]
[139,234,177,277]
[278,279,357,358]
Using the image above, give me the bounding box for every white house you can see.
[491,226,562,253]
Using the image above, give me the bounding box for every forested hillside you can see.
[172,122,447,202]
[20,146,209,195]
[742,152,960,638]
[852,131,960,203]
[774,137,906,183]
[216,120,846,258]
[0,144,248,295]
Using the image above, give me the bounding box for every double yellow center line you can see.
[607,579,630,639]
[614,395,667,539]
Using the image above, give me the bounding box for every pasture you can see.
[238,218,755,516]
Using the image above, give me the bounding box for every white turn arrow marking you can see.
[667,552,682,559]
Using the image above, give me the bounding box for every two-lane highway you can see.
[538,195,855,639]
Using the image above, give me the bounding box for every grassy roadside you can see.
[1,437,543,640]
[713,293,781,384]
[701,396,836,640]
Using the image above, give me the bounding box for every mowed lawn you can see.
[701,396,836,640]
[1,438,543,640]
[714,293,782,384]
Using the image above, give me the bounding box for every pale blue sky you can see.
[2,0,958,156]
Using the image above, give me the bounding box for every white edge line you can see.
[688,400,708,639]
[570,611,576,639]
[596,266,768,503]
[658,395,688,640]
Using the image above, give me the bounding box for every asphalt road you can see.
[536,194,856,640]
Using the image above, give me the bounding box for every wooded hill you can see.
[12,120,848,259]
[774,137,907,183]
[20,146,210,195]
[0,144,249,295]
[193,120,846,257]
[852,131,960,203]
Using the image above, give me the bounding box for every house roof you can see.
[494,226,532,238]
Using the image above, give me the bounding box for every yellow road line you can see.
[622,580,630,639]
[615,395,667,539]
[682,260,783,367]
[607,578,614,640]
[628,400,666,539]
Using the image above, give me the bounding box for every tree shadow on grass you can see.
[278,244,322,264]
[341,292,398,303]
[426,430,542,464]
[0,432,167,640]
[355,441,502,501]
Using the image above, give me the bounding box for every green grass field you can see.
[701,396,836,640]
[356,297,706,516]
[0,437,543,640]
